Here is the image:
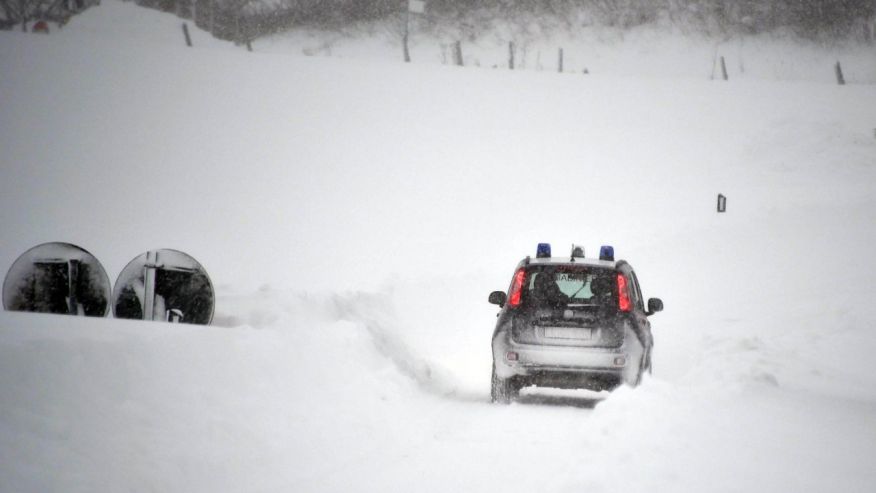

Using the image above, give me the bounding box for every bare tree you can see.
[1,0,94,30]
[129,0,876,44]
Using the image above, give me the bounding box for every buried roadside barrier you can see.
[2,242,111,317]
[3,244,214,325]
[112,249,214,325]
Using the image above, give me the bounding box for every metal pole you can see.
[143,251,157,321]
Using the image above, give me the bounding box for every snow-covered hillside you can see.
[1,2,875,492]
[260,17,876,84]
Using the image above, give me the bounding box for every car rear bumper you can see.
[493,332,639,388]
[521,369,623,391]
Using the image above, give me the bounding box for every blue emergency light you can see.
[599,245,615,261]
[536,243,552,258]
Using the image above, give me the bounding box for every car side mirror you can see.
[647,298,663,316]
[488,291,507,307]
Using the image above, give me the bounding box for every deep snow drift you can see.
[1,2,876,492]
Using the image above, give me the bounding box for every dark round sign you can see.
[2,242,111,316]
[112,249,214,325]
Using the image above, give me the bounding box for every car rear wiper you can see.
[569,284,588,299]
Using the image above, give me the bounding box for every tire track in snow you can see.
[216,286,485,402]
[328,291,482,402]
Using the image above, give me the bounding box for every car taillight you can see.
[508,268,526,307]
[617,273,632,312]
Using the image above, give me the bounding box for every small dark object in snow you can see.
[717,194,727,213]
[453,41,463,66]
[835,61,845,85]
[182,23,192,47]
[32,21,49,34]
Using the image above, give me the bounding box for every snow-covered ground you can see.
[1,2,875,491]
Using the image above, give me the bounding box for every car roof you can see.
[517,256,618,269]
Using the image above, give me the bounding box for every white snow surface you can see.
[1,1,876,491]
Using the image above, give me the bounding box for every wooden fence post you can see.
[558,48,563,73]
[454,41,463,66]
[402,7,411,63]
[835,61,846,85]
[509,41,514,70]
[235,13,241,44]
[182,22,192,47]
[720,56,728,80]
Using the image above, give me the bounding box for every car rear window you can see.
[521,265,616,309]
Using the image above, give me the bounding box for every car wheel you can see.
[491,364,519,404]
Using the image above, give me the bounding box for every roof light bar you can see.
[600,245,615,261]
[536,243,551,258]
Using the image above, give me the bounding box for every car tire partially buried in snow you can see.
[491,364,521,404]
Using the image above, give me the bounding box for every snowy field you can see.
[1,2,876,491]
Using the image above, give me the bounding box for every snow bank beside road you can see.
[0,305,423,492]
